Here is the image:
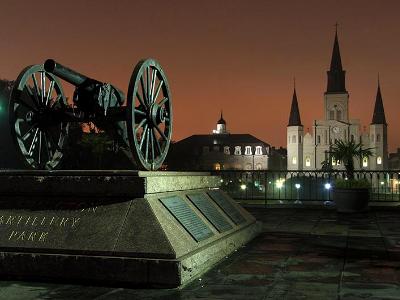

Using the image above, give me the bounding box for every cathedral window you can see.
[363,157,368,167]
[292,135,296,143]
[234,146,241,155]
[245,164,252,170]
[317,135,321,144]
[245,146,252,155]
[305,156,311,167]
[337,160,341,166]
[214,163,221,170]
[332,158,336,166]
[376,134,381,142]
[292,156,297,165]
[377,156,382,165]
[255,163,262,170]
[329,110,334,120]
[255,146,262,155]
[224,146,230,155]
[337,110,342,120]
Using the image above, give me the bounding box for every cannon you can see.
[8,58,172,170]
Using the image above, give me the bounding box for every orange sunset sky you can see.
[1,0,400,151]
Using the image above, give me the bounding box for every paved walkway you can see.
[1,207,400,299]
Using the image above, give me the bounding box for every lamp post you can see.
[294,183,302,204]
[324,182,333,206]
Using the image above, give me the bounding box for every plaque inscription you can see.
[160,196,214,242]
[207,190,246,225]
[187,193,232,233]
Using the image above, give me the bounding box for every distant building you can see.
[287,28,388,171]
[389,149,400,170]
[167,112,286,171]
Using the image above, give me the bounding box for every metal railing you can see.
[211,170,400,205]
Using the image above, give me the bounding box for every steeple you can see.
[371,76,387,125]
[288,82,302,126]
[217,110,226,125]
[326,25,347,93]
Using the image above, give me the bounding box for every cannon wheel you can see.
[9,64,69,169]
[126,59,172,171]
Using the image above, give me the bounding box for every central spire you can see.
[371,75,387,125]
[326,25,347,93]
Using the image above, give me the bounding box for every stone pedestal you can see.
[0,170,261,287]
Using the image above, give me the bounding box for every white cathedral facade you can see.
[287,29,388,171]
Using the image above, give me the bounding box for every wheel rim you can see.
[9,64,69,169]
[127,59,172,171]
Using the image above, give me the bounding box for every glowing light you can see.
[324,183,331,190]
[240,184,246,190]
[295,183,301,189]
[276,179,285,189]
[380,181,385,185]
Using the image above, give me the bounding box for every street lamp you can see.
[324,183,333,206]
[294,183,302,204]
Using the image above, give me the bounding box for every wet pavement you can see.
[1,207,400,299]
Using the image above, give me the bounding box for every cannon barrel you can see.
[44,59,95,87]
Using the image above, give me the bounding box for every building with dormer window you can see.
[167,113,286,170]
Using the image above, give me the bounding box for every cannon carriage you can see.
[8,58,172,170]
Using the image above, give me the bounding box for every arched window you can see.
[292,156,297,165]
[376,134,381,142]
[329,110,334,120]
[337,110,342,120]
[377,156,382,165]
[305,156,311,167]
[245,164,252,170]
[214,163,221,170]
[245,146,252,155]
[292,135,296,143]
[234,146,241,155]
[255,163,262,170]
[255,146,262,155]
[363,157,368,167]
[332,158,336,166]
[224,146,230,155]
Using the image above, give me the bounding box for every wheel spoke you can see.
[26,86,40,109]
[38,131,42,165]
[140,75,148,107]
[153,80,163,103]
[159,97,168,106]
[139,125,148,150]
[43,131,52,161]
[155,125,167,140]
[17,93,37,112]
[150,129,155,163]
[153,128,162,155]
[146,67,150,105]
[134,108,146,116]
[46,80,54,106]
[50,94,62,109]
[21,124,37,141]
[31,74,41,103]
[28,128,39,156]
[134,119,146,133]
[150,69,157,103]
[145,129,149,163]
[46,129,62,152]
[136,92,146,108]
[40,72,45,105]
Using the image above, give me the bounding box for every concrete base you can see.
[0,171,261,287]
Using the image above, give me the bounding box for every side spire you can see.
[371,75,387,125]
[326,24,347,93]
[288,80,302,126]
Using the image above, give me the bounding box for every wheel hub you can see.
[149,103,166,126]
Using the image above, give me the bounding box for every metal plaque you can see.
[160,196,214,242]
[187,193,233,233]
[207,190,246,225]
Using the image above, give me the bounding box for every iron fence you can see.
[211,170,400,204]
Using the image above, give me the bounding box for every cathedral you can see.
[287,29,388,171]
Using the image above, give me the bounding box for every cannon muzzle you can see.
[44,59,93,87]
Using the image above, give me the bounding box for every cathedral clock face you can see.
[333,126,340,133]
